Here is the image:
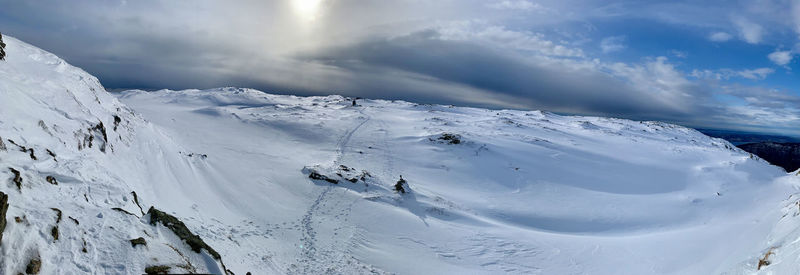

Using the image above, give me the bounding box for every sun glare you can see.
[292,0,323,21]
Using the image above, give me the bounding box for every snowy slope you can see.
[117,88,800,274]
[0,36,230,274]
[2,35,800,274]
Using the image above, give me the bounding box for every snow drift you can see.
[1,35,800,274]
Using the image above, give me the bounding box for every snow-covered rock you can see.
[0,36,230,274]
[2,35,800,274]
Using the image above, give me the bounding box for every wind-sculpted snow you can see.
[2,35,800,274]
[119,87,800,274]
[0,36,228,274]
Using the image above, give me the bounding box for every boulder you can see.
[25,256,41,274]
[147,207,221,260]
[129,237,147,247]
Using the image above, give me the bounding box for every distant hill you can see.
[697,128,800,145]
[696,129,800,172]
[738,142,800,172]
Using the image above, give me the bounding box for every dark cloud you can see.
[302,30,722,120]
[1,0,799,135]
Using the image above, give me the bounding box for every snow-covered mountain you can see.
[2,35,800,274]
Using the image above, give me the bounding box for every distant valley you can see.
[699,129,800,172]
[737,142,800,172]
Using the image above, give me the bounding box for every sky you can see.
[1,0,799,136]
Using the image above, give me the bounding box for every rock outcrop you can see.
[0,192,7,244]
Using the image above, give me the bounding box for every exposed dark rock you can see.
[0,137,6,151]
[738,142,800,172]
[27,148,36,160]
[131,191,145,215]
[306,166,373,188]
[185,152,208,159]
[0,32,5,61]
[46,176,57,185]
[430,133,462,145]
[395,176,407,194]
[144,265,171,274]
[7,140,37,160]
[25,256,41,274]
[68,216,79,225]
[9,168,22,190]
[93,122,108,145]
[341,166,369,181]
[758,248,776,270]
[7,139,22,150]
[147,207,221,260]
[309,171,338,184]
[111,207,137,216]
[50,208,62,223]
[86,122,109,152]
[113,115,122,131]
[129,237,147,247]
[45,149,56,161]
[50,226,59,241]
[0,192,7,244]
[14,216,22,223]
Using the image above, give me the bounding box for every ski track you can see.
[290,107,379,274]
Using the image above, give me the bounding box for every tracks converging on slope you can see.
[291,108,375,274]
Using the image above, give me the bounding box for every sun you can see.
[292,0,323,21]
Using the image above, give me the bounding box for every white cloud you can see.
[487,0,541,11]
[670,50,688,58]
[690,67,774,80]
[768,50,794,66]
[737,68,775,80]
[600,36,626,53]
[732,16,764,44]
[708,32,733,42]
[437,22,584,57]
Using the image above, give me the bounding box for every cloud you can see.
[691,68,775,80]
[768,50,794,66]
[794,1,800,37]
[670,50,688,58]
[1,0,799,135]
[437,22,584,57]
[737,68,776,80]
[723,85,800,108]
[487,0,541,11]
[305,30,723,121]
[732,16,764,44]
[708,32,733,42]
[600,36,627,53]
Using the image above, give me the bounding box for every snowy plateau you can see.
[2,35,800,275]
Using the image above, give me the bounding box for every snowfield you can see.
[2,35,800,274]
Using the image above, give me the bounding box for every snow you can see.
[2,35,800,274]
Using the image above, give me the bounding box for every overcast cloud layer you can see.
[1,0,800,135]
